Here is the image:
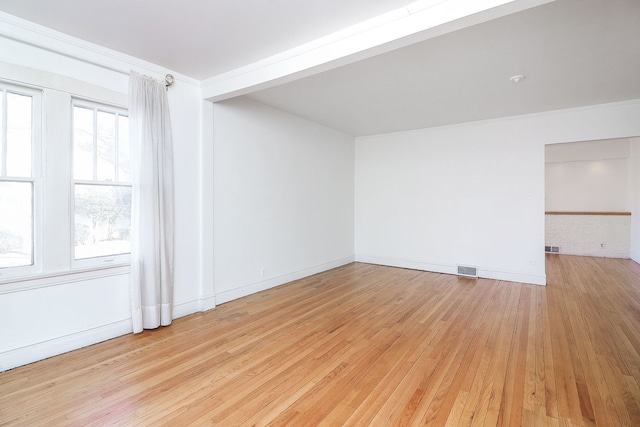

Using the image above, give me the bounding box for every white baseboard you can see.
[356,255,455,276]
[215,256,355,304]
[173,299,203,319]
[477,267,546,286]
[355,255,546,286]
[201,294,216,311]
[631,250,640,265]
[0,319,132,372]
[1,294,219,372]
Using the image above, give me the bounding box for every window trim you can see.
[0,264,130,292]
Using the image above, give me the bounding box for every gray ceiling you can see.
[1,0,638,136]
[0,0,416,79]
[247,0,640,135]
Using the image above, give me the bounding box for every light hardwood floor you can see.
[2,255,640,426]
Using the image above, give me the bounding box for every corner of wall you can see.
[215,256,354,305]
[630,138,640,263]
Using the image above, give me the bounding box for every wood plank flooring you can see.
[2,255,640,426]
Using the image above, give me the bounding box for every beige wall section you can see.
[545,139,631,212]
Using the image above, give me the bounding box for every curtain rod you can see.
[4,34,176,89]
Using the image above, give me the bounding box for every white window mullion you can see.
[1,89,7,176]
[92,107,97,181]
[31,89,43,274]
[42,89,72,273]
[32,175,43,274]
[114,112,120,182]
[31,89,42,178]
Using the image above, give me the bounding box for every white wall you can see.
[545,139,631,212]
[0,34,205,370]
[355,100,640,286]
[631,138,640,263]
[546,160,629,212]
[212,97,354,303]
[166,82,205,311]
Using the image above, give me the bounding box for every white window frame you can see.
[0,81,43,280]
[71,99,131,269]
[0,64,129,289]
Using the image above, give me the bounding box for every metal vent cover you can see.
[545,246,560,253]
[457,265,478,277]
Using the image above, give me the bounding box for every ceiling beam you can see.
[202,0,554,102]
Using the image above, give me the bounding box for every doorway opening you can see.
[544,138,638,259]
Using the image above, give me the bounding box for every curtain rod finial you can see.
[165,74,175,88]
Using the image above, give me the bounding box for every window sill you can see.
[0,264,130,295]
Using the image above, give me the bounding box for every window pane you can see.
[0,181,33,268]
[118,115,130,182]
[6,92,32,177]
[74,106,94,180]
[97,111,116,181]
[74,184,131,259]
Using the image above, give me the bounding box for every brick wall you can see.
[545,214,630,258]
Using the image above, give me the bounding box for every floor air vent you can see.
[457,265,478,278]
[545,246,560,253]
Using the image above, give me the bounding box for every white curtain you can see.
[129,72,175,333]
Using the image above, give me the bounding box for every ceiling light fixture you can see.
[510,75,525,83]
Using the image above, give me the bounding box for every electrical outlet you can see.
[260,268,265,278]
[600,243,605,249]
[528,259,536,265]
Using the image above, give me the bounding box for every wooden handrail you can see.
[545,211,631,216]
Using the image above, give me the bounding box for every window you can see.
[72,101,131,263]
[0,70,129,284]
[0,83,41,275]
